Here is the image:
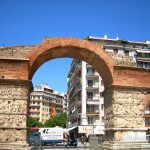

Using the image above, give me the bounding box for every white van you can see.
[38,127,64,145]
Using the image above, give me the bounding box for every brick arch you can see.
[28,37,116,86]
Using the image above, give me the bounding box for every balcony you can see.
[87,108,99,115]
[30,109,40,113]
[87,96,99,101]
[145,113,150,117]
[145,124,150,128]
[86,85,99,90]
[32,116,40,119]
[87,100,99,105]
[86,74,99,79]
[31,98,41,102]
[30,104,40,107]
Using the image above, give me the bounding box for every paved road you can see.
[32,142,91,150]
[41,146,89,150]
[33,145,90,150]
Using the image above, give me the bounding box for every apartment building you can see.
[67,59,105,135]
[29,84,65,123]
[67,35,150,135]
[87,35,150,68]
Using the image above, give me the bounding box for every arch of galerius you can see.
[0,37,150,149]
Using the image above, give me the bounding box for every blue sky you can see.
[0,0,150,92]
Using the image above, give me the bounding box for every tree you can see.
[44,113,67,128]
[28,117,43,127]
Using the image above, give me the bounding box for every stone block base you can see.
[101,142,150,150]
[0,143,32,150]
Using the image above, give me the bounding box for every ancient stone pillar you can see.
[0,79,32,150]
[102,85,150,149]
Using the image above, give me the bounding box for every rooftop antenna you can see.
[116,32,119,40]
[104,34,107,39]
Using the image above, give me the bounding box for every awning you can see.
[67,126,78,131]
[137,60,150,62]
[136,50,150,53]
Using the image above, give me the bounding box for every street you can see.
[32,142,91,150]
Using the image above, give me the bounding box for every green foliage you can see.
[28,117,43,127]
[44,113,67,128]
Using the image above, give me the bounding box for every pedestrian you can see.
[80,134,87,146]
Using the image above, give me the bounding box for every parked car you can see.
[28,132,41,146]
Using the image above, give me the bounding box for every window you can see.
[101,80,104,86]
[149,106,150,112]
[78,70,81,77]
[87,92,93,100]
[88,117,94,124]
[137,62,143,68]
[88,80,93,87]
[101,104,104,110]
[100,92,103,98]
[87,105,99,113]
[124,50,129,56]
[145,118,150,126]
[145,62,150,68]
[102,117,104,123]
[87,68,95,75]
[113,49,118,54]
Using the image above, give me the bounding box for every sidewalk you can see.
[77,141,90,148]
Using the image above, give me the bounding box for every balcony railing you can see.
[87,96,99,101]
[87,109,99,114]
[86,74,99,78]
[30,109,40,113]
[87,85,99,89]
[30,104,40,107]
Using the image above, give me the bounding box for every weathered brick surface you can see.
[28,37,115,86]
[0,60,29,80]
[113,66,150,87]
[0,37,149,88]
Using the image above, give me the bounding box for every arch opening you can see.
[28,37,115,87]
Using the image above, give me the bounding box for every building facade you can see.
[67,59,105,135]
[67,35,150,135]
[87,35,150,68]
[29,84,65,123]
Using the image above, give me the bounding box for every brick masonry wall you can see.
[0,38,149,88]
[113,66,150,87]
[0,60,29,80]
[28,37,115,86]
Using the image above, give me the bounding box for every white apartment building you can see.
[30,84,66,123]
[67,35,150,135]
[67,60,105,135]
[87,35,150,68]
